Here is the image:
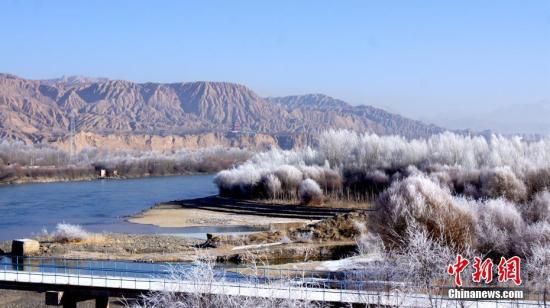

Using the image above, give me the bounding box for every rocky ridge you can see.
[0,73,445,149]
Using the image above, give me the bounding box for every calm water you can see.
[0,175,219,241]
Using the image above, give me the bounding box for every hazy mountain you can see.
[0,73,445,147]
[438,101,550,135]
[268,94,444,138]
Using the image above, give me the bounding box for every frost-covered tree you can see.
[298,179,323,204]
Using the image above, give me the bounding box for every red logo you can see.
[447,254,470,286]
[472,257,493,283]
[498,256,522,286]
[447,255,522,286]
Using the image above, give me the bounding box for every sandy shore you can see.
[128,207,315,228]
[128,196,354,228]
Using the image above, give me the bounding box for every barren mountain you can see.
[0,73,444,149]
[267,94,444,138]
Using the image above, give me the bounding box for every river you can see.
[0,175,218,241]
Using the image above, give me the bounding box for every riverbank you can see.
[0,234,202,262]
[0,169,202,186]
[0,232,356,264]
[128,195,358,228]
[127,196,362,262]
[0,196,367,263]
[129,197,326,229]
[0,196,368,307]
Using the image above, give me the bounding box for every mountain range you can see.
[0,73,445,149]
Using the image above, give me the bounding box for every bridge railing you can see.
[0,256,376,291]
[0,256,545,306]
[0,256,403,304]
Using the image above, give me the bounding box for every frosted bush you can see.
[274,165,303,194]
[372,175,476,249]
[211,130,550,264]
[523,191,550,223]
[526,168,550,196]
[298,178,323,204]
[355,230,385,257]
[318,129,359,166]
[132,259,319,308]
[214,164,263,196]
[342,168,390,198]
[318,129,550,172]
[480,166,527,203]
[298,165,324,182]
[52,223,90,243]
[260,173,282,198]
[474,198,525,257]
[524,242,550,298]
[214,130,550,202]
[298,164,342,191]
[372,174,548,259]
[396,226,457,305]
[292,231,313,243]
[447,168,482,198]
[518,222,550,255]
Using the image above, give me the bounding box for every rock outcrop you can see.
[53,131,280,152]
[0,73,445,150]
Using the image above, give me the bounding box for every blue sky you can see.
[1,1,549,132]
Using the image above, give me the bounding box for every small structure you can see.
[93,165,118,178]
[11,239,40,256]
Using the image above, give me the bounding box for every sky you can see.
[1,1,549,133]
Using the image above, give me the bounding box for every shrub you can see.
[273,165,303,197]
[524,242,550,298]
[480,167,528,203]
[298,179,323,205]
[526,168,550,197]
[259,173,282,199]
[343,168,390,199]
[51,223,90,243]
[474,198,525,257]
[522,191,550,223]
[213,164,263,197]
[292,231,314,243]
[396,226,456,304]
[133,258,319,308]
[517,222,550,257]
[371,175,476,250]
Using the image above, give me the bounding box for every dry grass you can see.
[289,211,369,242]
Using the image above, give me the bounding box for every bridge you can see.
[0,256,391,307]
[0,257,542,307]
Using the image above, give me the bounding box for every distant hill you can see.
[267,94,444,138]
[0,73,445,148]
[439,101,550,136]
